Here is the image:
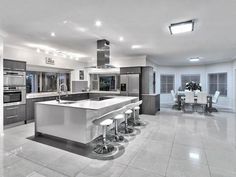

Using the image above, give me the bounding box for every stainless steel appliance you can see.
[4,86,26,106]
[120,74,140,97]
[4,70,26,86]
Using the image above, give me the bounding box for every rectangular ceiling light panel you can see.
[169,20,194,35]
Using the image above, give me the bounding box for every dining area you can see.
[171,81,221,113]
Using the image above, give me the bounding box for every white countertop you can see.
[27,90,120,99]
[26,91,88,99]
[35,96,138,110]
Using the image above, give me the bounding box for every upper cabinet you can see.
[4,59,26,71]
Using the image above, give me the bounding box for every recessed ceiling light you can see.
[189,152,200,160]
[119,36,124,42]
[70,55,73,59]
[63,20,68,24]
[54,53,58,57]
[95,20,102,27]
[75,58,79,61]
[169,20,194,35]
[45,51,49,54]
[50,32,56,37]
[36,48,40,53]
[189,57,200,62]
[77,27,87,32]
[131,45,142,49]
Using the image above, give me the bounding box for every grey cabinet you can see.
[141,67,154,94]
[89,93,120,98]
[26,98,42,121]
[4,59,26,71]
[26,93,89,122]
[26,96,56,121]
[141,94,160,115]
[120,67,141,74]
[4,104,26,125]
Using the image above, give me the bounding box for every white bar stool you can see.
[120,108,134,134]
[132,100,143,126]
[94,118,114,154]
[113,113,125,142]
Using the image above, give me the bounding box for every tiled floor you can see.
[1,108,236,177]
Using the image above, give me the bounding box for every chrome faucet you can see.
[57,83,68,103]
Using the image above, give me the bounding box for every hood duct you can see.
[96,39,115,68]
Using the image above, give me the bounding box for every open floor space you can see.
[1,108,236,177]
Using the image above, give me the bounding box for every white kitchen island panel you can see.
[35,96,138,144]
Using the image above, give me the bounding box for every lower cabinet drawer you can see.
[4,104,26,125]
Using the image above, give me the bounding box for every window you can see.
[26,71,71,93]
[26,71,40,93]
[160,75,175,94]
[181,74,200,89]
[99,76,116,91]
[90,74,119,91]
[208,73,227,96]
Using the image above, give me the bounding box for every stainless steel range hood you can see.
[87,39,115,69]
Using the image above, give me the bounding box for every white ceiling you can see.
[0,0,236,66]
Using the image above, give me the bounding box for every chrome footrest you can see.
[93,144,114,154]
[119,127,134,134]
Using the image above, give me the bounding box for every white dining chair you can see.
[183,91,195,112]
[212,91,220,112]
[195,89,201,96]
[197,92,208,112]
[171,90,178,109]
[212,91,220,104]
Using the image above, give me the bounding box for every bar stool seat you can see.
[94,118,114,154]
[134,106,140,110]
[125,109,133,114]
[100,119,113,126]
[114,114,124,120]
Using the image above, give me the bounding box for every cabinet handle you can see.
[13,68,25,71]
[6,107,19,110]
[4,67,11,70]
[6,115,18,119]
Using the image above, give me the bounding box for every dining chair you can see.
[171,90,178,109]
[183,91,195,112]
[212,91,220,112]
[197,92,208,112]
[195,89,201,96]
[212,91,220,104]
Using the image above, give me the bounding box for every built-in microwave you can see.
[4,71,26,86]
[4,86,26,106]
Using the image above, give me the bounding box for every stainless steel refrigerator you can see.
[120,74,140,97]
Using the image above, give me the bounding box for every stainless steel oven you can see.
[4,86,26,106]
[4,71,26,86]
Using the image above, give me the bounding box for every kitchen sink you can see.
[58,100,76,104]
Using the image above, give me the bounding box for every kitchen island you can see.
[35,96,138,144]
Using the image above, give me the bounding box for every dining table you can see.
[176,91,212,112]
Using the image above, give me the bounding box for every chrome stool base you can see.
[119,127,134,134]
[93,144,114,154]
[112,134,125,142]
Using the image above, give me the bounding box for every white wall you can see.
[146,59,159,94]
[233,60,236,111]
[110,56,146,67]
[0,37,3,135]
[156,61,234,109]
